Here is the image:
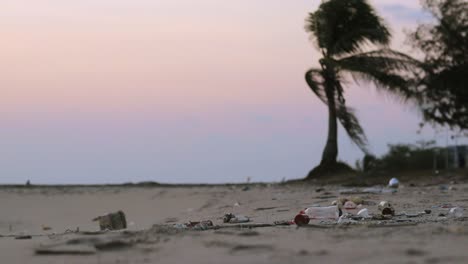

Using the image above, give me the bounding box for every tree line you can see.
[304,0,467,177]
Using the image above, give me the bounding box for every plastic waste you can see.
[378,201,395,216]
[337,214,357,224]
[357,208,370,218]
[448,207,464,218]
[304,206,341,220]
[174,220,214,230]
[388,178,399,188]
[344,201,357,209]
[223,213,250,223]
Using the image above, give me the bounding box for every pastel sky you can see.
[1,0,465,184]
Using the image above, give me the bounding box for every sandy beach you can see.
[1,176,468,264]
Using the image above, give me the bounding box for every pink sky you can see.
[0,1,463,184]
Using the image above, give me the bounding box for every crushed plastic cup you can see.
[388,178,399,188]
[357,208,370,218]
[448,207,464,218]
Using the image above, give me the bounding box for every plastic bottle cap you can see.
[294,214,310,226]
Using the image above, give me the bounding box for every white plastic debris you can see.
[388,178,399,188]
[357,208,370,218]
[337,214,357,224]
[449,207,464,218]
[343,201,357,209]
[304,206,340,220]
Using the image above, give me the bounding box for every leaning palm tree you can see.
[305,0,418,178]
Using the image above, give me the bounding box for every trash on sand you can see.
[304,206,341,220]
[223,213,250,223]
[92,210,127,231]
[337,214,357,224]
[294,214,310,226]
[388,178,399,188]
[189,220,214,230]
[174,220,214,230]
[343,201,357,209]
[357,208,370,218]
[332,197,348,206]
[449,207,464,218]
[378,201,395,216]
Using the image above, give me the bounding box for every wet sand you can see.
[1,180,468,264]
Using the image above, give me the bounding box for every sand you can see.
[1,181,468,264]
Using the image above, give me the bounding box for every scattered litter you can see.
[350,197,364,205]
[294,214,310,226]
[344,201,357,209]
[337,214,357,224]
[190,220,214,230]
[223,214,250,223]
[378,201,395,216]
[357,208,370,218]
[174,220,214,230]
[92,211,127,231]
[448,207,464,218]
[303,206,340,220]
[388,178,399,188]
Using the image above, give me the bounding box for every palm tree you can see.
[304,0,418,177]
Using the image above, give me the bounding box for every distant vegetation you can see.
[355,140,446,174]
[408,0,468,129]
[303,0,419,178]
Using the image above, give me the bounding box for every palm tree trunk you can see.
[320,84,338,166]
